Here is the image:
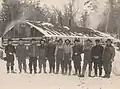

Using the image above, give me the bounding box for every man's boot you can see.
[7,66,10,73]
[38,68,41,73]
[11,66,16,73]
[44,67,47,74]
[73,69,77,75]
[68,70,71,75]
[19,69,22,74]
[53,67,55,73]
[49,68,52,73]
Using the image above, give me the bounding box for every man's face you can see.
[19,40,23,45]
[75,41,79,45]
[107,41,111,45]
[87,41,91,45]
[66,41,70,45]
[31,41,35,44]
[49,39,53,43]
[59,41,63,45]
[8,41,12,44]
[96,41,100,45]
[41,41,44,45]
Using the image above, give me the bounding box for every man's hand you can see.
[55,56,56,60]
[94,56,99,59]
[111,59,114,62]
[9,53,12,55]
[74,53,78,55]
[70,58,72,61]
[45,57,48,60]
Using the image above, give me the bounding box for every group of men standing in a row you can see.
[4,38,115,78]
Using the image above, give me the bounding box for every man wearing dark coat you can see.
[102,39,115,78]
[72,39,83,76]
[5,39,16,73]
[47,39,56,73]
[38,39,47,74]
[16,39,27,73]
[91,39,104,77]
[28,39,39,74]
[80,39,93,77]
[55,39,64,74]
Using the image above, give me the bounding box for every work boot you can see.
[7,71,10,73]
[102,75,108,78]
[73,72,77,76]
[53,67,55,73]
[68,71,71,75]
[11,70,16,74]
[11,66,16,73]
[79,74,84,77]
[49,69,52,73]
[19,69,22,74]
[44,68,47,74]
[88,74,92,77]
[30,71,32,74]
[38,68,41,73]
[7,66,10,74]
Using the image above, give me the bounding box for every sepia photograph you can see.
[0,0,120,89]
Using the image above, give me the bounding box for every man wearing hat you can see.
[63,39,73,75]
[38,39,47,74]
[16,39,27,73]
[28,39,39,74]
[102,39,115,78]
[5,39,16,73]
[72,39,83,76]
[47,39,56,73]
[91,39,104,77]
[55,38,64,74]
[80,39,93,77]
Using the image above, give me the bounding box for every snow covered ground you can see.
[0,50,120,89]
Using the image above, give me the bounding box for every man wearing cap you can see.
[28,39,39,74]
[102,39,115,78]
[38,39,47,74]
[80,39,93,77]
[91,39,104,77]
[47,39,56,73]
[16,39,27,73]
[63,39,73,75]
[55,39,64,74]
[72,39,83,76]
[5,39,16,73]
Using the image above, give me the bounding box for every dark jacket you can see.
[16,44,27,59]
[103,45,115,61]
[38,44,47,57]
[47,43,56,57]
[72,44,83,61]
[83,43,92,62]
[91,45,104,59]
[5,44,16,55]
[28,44,39,57]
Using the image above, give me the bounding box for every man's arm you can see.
[54,46,58,56]
[111,46,115,60]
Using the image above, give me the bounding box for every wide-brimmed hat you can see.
[31,39,36,42]
[74,39,80,43]
[65,39,71,43]
[8,39,13,42]
[58,38,63,43]
[19,38,23,41]
[95,39,100,42]
[106,39,112,43]
[86,39,92,42]
[40,39,45,43]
